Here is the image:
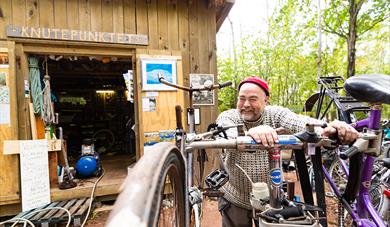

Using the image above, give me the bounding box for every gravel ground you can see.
[86,171,347,226]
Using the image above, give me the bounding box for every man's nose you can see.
[243,99,251,107]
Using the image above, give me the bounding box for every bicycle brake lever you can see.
[190,125,237,141]
[294,131,319,143]
[316,138,338,149]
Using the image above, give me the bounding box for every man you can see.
[216,76,358,227]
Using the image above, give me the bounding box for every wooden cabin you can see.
[0,0,234,216]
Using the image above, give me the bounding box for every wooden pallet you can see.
[10,198,91,227]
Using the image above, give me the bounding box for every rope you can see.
[42,74,56,125]
[42,57,56,126]
[28,57,43,117]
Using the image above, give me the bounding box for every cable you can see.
[21,207,71,227]
[0,207,72,227]
[80,168,105,227]
[1,170,104,227]
[235,163,254,185]
[0,217,35,227]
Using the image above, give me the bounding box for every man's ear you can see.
[265,96,269,104]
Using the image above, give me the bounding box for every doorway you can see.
[30,54,136,178]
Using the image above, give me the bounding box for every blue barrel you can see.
[76,156,98,177]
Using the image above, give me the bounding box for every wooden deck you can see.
[11,198,91,227]
[0,154,135,217]
[50,154,135,201]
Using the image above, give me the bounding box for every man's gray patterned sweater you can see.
[216,105,323,210]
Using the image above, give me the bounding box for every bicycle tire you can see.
[152,151,186,226]
[107,142,186,227]
[328,159,348,191]
[369,182,385,210]
[93,129,115,153]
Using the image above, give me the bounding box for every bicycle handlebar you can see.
[187,131,377,154]
[158,73,232,92]
[219,81,233,89]
[340,146,359,159]
[186,135,304,151]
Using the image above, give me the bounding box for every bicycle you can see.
[304,76,369,190]
[304,75,390,224]
[107,121,335,226]
[314,74,389,227]
[106,74,389,227]
[106,74,340,227]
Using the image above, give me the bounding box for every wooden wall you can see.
[0,41,19,207]
[0,0,221,210]
[0,0,219,137]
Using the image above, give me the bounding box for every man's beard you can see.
[240,109,257,121]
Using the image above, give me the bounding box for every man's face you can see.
[237,83,269,121]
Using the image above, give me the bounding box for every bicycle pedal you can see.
[205,169,229,190]
[203,189,225,197]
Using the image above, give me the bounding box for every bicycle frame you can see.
[159,75,323,225]
[322,105,386,227]
[304,76,387,226]
[158,74,232,227]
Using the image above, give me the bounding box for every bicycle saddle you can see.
[344,74,390,104]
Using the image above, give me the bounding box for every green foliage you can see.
[217,0,389,119]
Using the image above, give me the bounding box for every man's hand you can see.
[246,125,279,147]
[322,120,359,144]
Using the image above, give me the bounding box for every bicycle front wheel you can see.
[107,142,186,227]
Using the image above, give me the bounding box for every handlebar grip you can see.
[219,81,232,88]
[265,206,304,219]
[175,105,183,129]
[340,146,359,160]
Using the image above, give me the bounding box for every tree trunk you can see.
[317,0,322,78]
[347,0,361,78]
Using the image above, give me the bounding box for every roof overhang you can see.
[215,0,235,32]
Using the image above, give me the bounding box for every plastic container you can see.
[252,182,269,200]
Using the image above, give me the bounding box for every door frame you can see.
[19,42,142,160]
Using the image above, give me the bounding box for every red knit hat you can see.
[238,76,269,96]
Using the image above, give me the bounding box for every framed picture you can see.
[141,58,177,91]
[190,74,214,105]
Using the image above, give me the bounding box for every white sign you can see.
[0,103,10,125]
[123,70,134,102]
[142,97,156,112]
[19,140,51,211]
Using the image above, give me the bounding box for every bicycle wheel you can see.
[93,129,115,153]
[155,151,186,226]
[370,182,386,210]
[328,159,348,192]
[107,142,186,227]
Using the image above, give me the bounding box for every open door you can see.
[0,41,20,210]
[135,50,185,159]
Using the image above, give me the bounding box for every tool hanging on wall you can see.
[42,57,58,138]
[28,56,44,117]
[42,57,58,126]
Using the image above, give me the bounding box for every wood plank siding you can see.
[0,0,220,140]
[0,0,231,213]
